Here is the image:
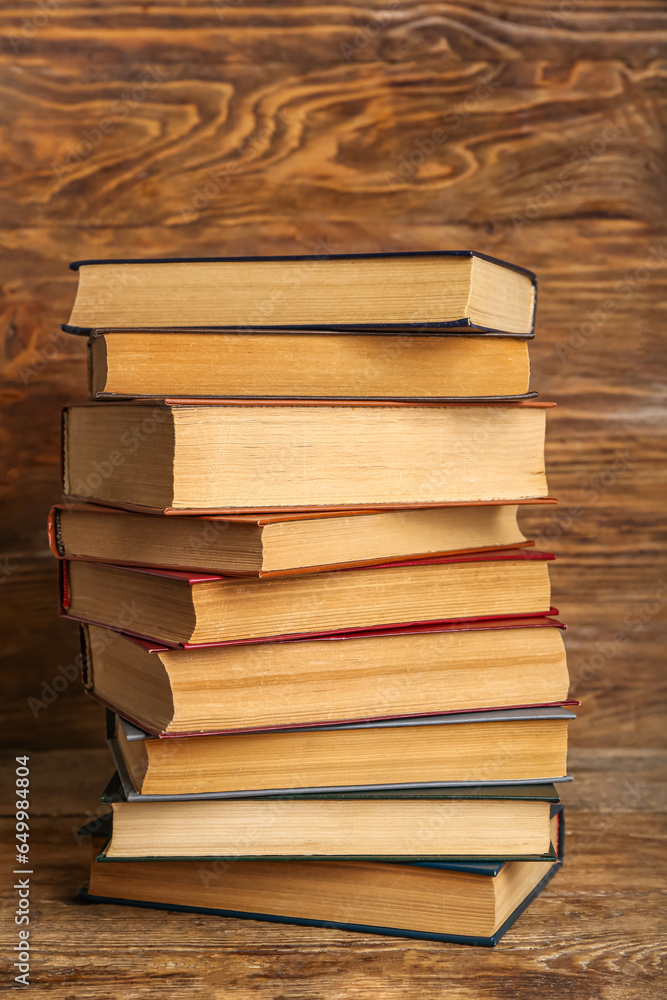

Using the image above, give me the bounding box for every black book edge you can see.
[80,625,90,687]
[119,705,577,740]
[67,249,536,280]
[94,767,559,861]
[63,250,537,337]
[76,806,563,947]
[97,850,557,863]
[63,322,535,337]
[76,812,507,876]
[103,752,569,803]
[72,888,552,947]
[90,391,539,403]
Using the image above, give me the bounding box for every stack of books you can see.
[52,251,573,946]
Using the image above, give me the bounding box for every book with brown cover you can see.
[47,500,546,577]
[61,399,554,514]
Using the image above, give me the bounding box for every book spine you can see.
[47,506,65,558]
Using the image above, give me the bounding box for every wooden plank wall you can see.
[0,4,666,997]
[1,1,665,752]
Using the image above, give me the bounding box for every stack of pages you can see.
[53,251,572,946]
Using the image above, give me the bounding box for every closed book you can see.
[64,251,536,335]
[88,330,536,401]
[106,707,574,797]
[61,399,552,513]
[48,500,542,577]
[95,773,561,862]
[80,617,569,735]
[60,549,555,646]
[86,330,535,401]
[78,806,564,946]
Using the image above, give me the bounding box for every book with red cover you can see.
[59,548,557,648]
[79,616,573,737]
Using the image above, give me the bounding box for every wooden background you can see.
[0,2,665,996]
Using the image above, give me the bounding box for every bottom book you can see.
[78,805,563,946]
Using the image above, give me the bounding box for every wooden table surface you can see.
[1,747,665,997]
[1,1,665,996]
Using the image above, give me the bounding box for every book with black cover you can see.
[85,329,538,402]
[63,251,537,336]
[96,771,561,862]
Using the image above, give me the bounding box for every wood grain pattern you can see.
[0,1,665,995]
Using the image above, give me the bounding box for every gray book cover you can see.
[106,708,574,801]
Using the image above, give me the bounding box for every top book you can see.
[64,251,537,336]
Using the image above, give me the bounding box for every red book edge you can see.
[60,547,555,589]
[87,614,567,655]
[57,496,560,517]
[49,498,556,525]
[62,555,560,647]
[95,692,579,739]
[73,612,562,649]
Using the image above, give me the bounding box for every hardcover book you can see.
[59,549,556,646]
[49,500,540,577]
[78,806,564,946]
[64,251,537,335]
[95,772,562,862]
[105,706,575,797]
[86,330,535,401]
[80,616,569,734]
[61,400,552,513]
